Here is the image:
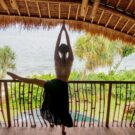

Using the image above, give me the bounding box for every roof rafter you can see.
[0,0,10,14]
[25,0,30,16]
[116,0,121,7]
[105,13,113,27]
[58,3,60,19]
[90,0,100,20]
[80,0,89,17]
[127,23,135,34]
[97,10,104,24]
[36,1,41,17]
[114,16,122,29]
[67,4,71,19]
[121,19,129,32]
[75,4,80,20]
[125,0,133,11]
[10,0,21,16]
[83,6,88,21]
[47,2,51,18]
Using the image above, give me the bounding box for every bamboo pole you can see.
[90,0,100,20]
[80,0,89,17]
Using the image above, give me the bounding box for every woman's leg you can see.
[62,125,66,135]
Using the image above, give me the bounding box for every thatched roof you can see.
[0,0,135,45]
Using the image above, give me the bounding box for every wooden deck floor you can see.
[0,127,135,135]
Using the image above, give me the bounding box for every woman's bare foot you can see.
[62,125,66,135]
[7,72,17,80]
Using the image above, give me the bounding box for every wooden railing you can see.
[0,80,135,128]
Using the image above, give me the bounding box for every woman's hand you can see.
[7,72,17,80]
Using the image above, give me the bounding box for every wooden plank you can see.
[4,82,11,127]
[105,13,113,27]
[80,0,89,17]
[36,1,41,17]
[116,0,121,7]
[90,0,100,20]
[127,23,135,34]
[0,127,135,135]
[75,5,80,20]
[58,3,60,19]
[114,16,122,29]
[25,0,30,16]
[106,83,112,128]
[125,0,133,11]
[83,6,88,21]
[97,10,104,24]
[0,0,10,14]
[68,4,71,19]
[47,2,51,18]
[121,19,129,32]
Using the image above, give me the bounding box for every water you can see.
[0,25,135,77]
[0,25,84,77]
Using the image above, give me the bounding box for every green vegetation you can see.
[0,46,15,79]
[30,69,135,81]
[4,70,134,123]
[74,34,135,72]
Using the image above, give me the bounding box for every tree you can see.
[113,41,135,72]
[74,34,117,70]
[0,46,15,79]
[74,34,135,72]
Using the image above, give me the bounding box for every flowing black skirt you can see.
[40,79,73,127]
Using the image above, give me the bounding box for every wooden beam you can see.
[133,10,135,15]
[48,2,51,18]
[97,10,104,24]
[75,5,80,20]
[125,0,133,11]
[0,0,10,14]
[83,6,89,21]
[116,0,121,7]
[90,0,100,20]
[10,0,18,9]
[25,0,30,16]
[105,13,113,27]
[80,0,89,17]
[36,1,41,17]
[68,4,71,19]
[106,0,109,4]
[114,16,122,29]
[121,19,129,32]
[58,3,60,19]
[127,23,135,34]
[10,0,21,15]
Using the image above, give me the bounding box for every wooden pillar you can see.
[80,0,89,17]
[106,83,112,128]
[90,0,100,20]
[4,82,11,127]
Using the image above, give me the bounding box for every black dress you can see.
[40,79,73,127]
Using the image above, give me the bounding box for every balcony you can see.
[0,80,135,135]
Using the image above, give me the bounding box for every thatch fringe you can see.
[0,15,135,45]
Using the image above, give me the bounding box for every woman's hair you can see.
[59,43,69,54]
[58,43,69,64]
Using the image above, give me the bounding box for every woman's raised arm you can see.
[54,25,64,61]
[64,26,74,61]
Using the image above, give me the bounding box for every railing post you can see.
[4,82,11,127]
[106,83,112,128]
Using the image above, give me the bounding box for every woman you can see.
[7,23,74,135]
